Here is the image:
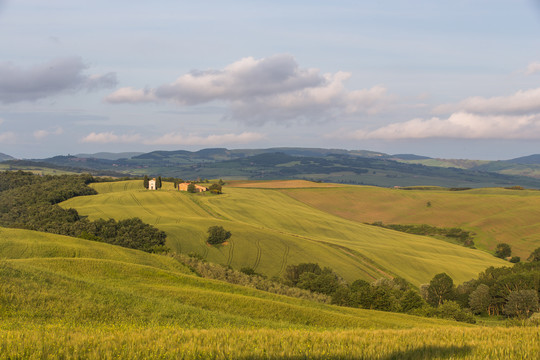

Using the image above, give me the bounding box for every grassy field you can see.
[1,326,538,359]
[60,180,507,285]
[0,226,538,359]
[1,227,458,330]
[0,163,77,175]
[282,186,540,259]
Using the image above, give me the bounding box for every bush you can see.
[206,226,231,245]
[495,243,512,259]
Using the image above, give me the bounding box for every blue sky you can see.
[1,0,540,159]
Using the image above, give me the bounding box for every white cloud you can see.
[525,62,540,75]
[0,132,16,143]
[144,131,265,146]
[105,87,156,103]
[33,127,63,139]
[349,112,540,140]
[80,131,264,146]
[81,132,142,144]
[0,57,117,103]
[106,55,392,124]
[434,88,540,115]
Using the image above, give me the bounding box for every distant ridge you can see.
[75,152,144,160]
[507,154,540,164]
[0,152,15,161]
[391,154,431,160]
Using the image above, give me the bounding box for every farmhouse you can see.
[178,182,208,192]
[148,178,156,190]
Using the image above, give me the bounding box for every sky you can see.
[1,0,540,160]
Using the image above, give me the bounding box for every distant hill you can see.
[0,152,15,161]
[507,154,540,164]
[75,152,144,160]
[26,148,540,188]
[391,154,431,160]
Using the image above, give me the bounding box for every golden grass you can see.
[60,181,507,285]
[227,179,347,188]
[282,186,540,258]
[0,326,537,359]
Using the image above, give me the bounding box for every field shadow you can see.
[235,344,473,359]
[379,345,473,360]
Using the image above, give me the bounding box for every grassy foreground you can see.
[60,180,506,285]
[0,326,538,359]
[0,227,538,358]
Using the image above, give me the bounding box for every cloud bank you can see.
[0,57,117,103]
[434,87,540,115]
[525,62,540,75]
[81,131,264,146]
[33,127,64,139]
[351,113,540,140]
[348,87,540,140]
[106,54,391,124]
[81,132,142,144]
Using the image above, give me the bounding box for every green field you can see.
[282,186,540,259]
[1,226,538,359]
[60,180,507,286]
[0,163,77,175]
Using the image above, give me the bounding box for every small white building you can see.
[148,178,156,190]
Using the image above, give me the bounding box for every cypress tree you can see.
[157,176,162,189]
[143,175,149,189]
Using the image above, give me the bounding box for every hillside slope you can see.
[281,186,540,259]
[60,180,506,285]
[0,226,453,330]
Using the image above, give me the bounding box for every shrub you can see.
[495,243,512,259]
[206,225,231,245]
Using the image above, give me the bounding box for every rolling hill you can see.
[281,185,540,259]
[0,152,14,161]
[60,180,507,286]
[1,183,539,358]
[33,148,540,188]
[0,228,486,358]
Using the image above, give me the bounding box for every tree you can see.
[495,243,512,259]
[209,183,222,194]
[297,270,341,296]
[156,176,162,189]
[283,263,322,286]
[206,225,231,245]
[469,284,492,315]
[143,175,149,189]
[510,256,521,263]
[528,247,540,262]
[427,273,455,306]
[187,183,196,193]
[400,289,425,312]
[504,290,539,318]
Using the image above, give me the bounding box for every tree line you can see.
[276,255,540,323]
[0,171,167,253]
[369,222,475,247]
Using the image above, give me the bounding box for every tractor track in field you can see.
[130,193,154,216]
[258,225,394,280]
[253,239,262,270]
[202,243,209,258]
[278,241,290,275]
[123,183,128,191]
[154,216,161,225]
[226,239,235,267]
